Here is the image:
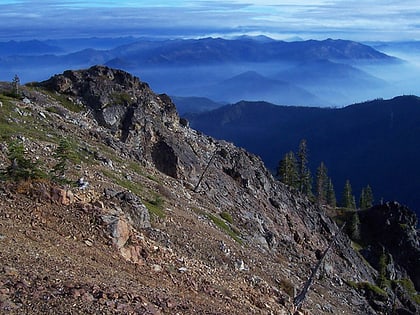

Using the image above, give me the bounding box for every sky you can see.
[0,0,419,41]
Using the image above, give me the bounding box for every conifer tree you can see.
[315,161,328,204]
[5,141,44,180]
[297,139,312,195]
[359,189,366,209]
[12,74,20,97]
[326,178,337,208]
[277,151,298,188]
[377,249,389,288]
[364,185,373,207]
[349,211,361,241]
[51,138,74,179]
[359,184,374,209]
[341,180,356,209]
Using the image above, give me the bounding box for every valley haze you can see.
[0,36,420,108]
[1,1,420,106]
[1,2,420,312]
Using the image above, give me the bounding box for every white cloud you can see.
[0,0,419,40]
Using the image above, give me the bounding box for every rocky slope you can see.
[0,65,418,314]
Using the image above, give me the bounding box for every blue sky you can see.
[0,0,419,41]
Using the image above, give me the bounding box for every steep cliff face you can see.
[40,66,375,281]
[1,66,418,314]
[359,202,420,290]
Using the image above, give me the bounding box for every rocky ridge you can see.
[0,65,418,314]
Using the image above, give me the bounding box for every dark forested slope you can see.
[185,96,420,215]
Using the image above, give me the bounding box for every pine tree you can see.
[365,185,373,207]
[349,211,361,241]
[51,138,74,179]
[377,249,389,288]
[326,178,337,207]
[360,184,374,209]
[277,151,298,188]
[5,141,44,181]
[341,180,356,209]
[297,139,312,195]
[315,161,328,205]
[12,74,20,98]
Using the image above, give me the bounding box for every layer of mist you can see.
[0,37,419,108]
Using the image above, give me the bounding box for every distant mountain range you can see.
[0,40,63,56]
[172,70,326,106]
[104,37,397,66]
[0,36,405,106]
[184,95,420,216]
[274,59,388,105]
[170,96,225,115]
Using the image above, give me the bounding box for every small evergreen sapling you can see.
[5,140,44,181]
[12,75,20,98]
[51,138,74,180]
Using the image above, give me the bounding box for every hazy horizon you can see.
[1,1,420,108]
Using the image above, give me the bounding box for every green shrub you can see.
[220,211,233,224]
[149,194,164,207]
[42,89,84,113]
[3,141,46,181]
[51,138,76,180]
[392,278,420,304]
[207,213,242,244]
[145,194,165,218]
[111,92,132,106]
[346,280,388,301]
[102,170,143,196]
[377,251,390,288]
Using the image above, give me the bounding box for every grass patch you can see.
[126,161,157,182]
[102,169,164,219]
[350,241,363,251]
[41,88,84,113]
[101,167,168,220]
[0,96,21,140]
[207,213,242,244]
[0,123,20,141]
[92,143,124,164]
[391,279,420,304]
[145,195,166,219]
[0,98,62,142]
[220,211,233,224]
[398,223,409,231]
[146,174,159,182]
[346,280,388,301]
[45,106,62,115]
[102,169,143,196]
[111,92,132,106]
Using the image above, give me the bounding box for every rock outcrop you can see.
[40,66,181,174]
[359,202,420,290]
[0,65,414,314]
[40,66,376,283]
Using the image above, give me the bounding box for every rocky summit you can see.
[0,65,419,314]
